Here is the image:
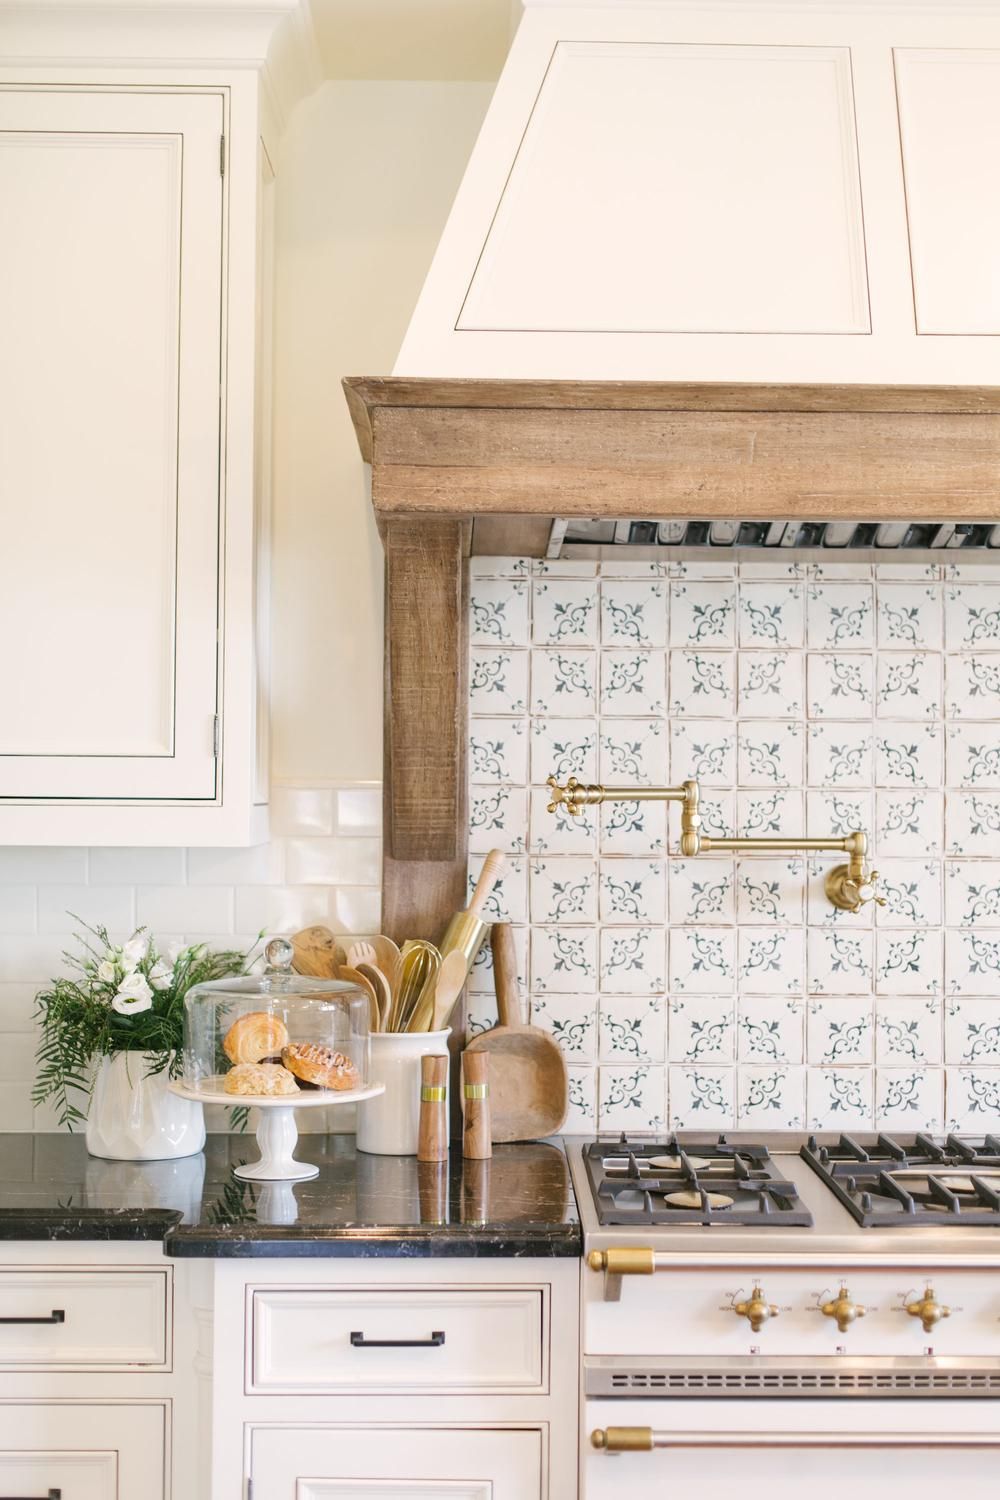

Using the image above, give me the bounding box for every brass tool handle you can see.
[734,1285,779,1333]
[587,1247,656,1277]
[591,1428,654,1454]
[906,1286,951,1334]
[821,1286,866,1333]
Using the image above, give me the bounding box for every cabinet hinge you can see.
[213,715,220,757]
[220,133,226,176]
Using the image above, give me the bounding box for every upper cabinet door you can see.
[0,87,223,801]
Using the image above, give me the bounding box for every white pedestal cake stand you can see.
[168,1080,385,1181]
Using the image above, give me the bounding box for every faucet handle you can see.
[855,868,888,910]
[824,862,887,914]
[546,774,600,817]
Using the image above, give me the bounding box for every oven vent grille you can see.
[554,519,1000,554]
[605,1370,1000,1397]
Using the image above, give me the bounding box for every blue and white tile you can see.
[807,582,875,649]
[600,651,666,716]
[875,1068,943,1133]
[600,798,668,856]
[470,650,529,714]
[947,723,1000,788]
[805,855,873,929]
[738,722,803,786]
[668,996,735,1064]
[738,582,805,649]
[876,725,942,787]
[691,790,736,841]
[668,1066,735,1130]
[875,859,942,926]
[599,859,666,924]
[466,991,501,1039]
[947,792,1000,856]
[469,785,528,854]
[807,724,872,787]
[738,997,804,1065]
[600,557,669,579]
[876,562,939,582]
[668,858,735,924]
[531,558,597,578]
[807,652,873,719]
[600,720,667,786]
[469,718,528,785]
[945,654,1000,720]
[808,996,874,1065]
[737,652,804,717]
[670,721,736,786]
[738,1066,805,1129]
[945,998,1000,1065]
[669,651,735,718]
[470,556,530,580]
[600,926,666,994]
[529,786,597,856]
[468,923,528,997]
[736,858,804,925]
[877,582,942,648]
[669,580,736,647]
[529,857,598,924]
[945,583,1000,649]
[470,577,529,646]
[532,993,598,1063]
[876,790,942,857]
[945,929,1000,997]
[738,788,804,840]
[598,1065,665,1134]
[808,561,872,582]
[669,559,737,582]
[564,1065,597,1132]
[669,927,737,995]
[530,924,598,994]
[944,862,1000,926]
[599,995,666,1063]
[807,927,873,995]
[807,1068,873,1131]
[876,653,942,720]
[738,927,805,995]
[876,997,942,1065]
[530,717,598,785]
[945,1067,1000,1132]
[876,928,942,995]
[530,649,595,716]
[467,854,528,924]
[807,789,873,840]
[531,578,599,646]
[740,559,805,582]
[601,579,667,649]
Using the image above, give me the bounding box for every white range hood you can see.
[396,0,1000,384]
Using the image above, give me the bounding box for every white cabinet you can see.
[0,1402,167,1500]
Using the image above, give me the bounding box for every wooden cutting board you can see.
[463,922,568,1143]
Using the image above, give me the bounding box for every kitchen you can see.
[2,0,1000,1495]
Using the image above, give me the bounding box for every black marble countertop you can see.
[0,1134,581,1258]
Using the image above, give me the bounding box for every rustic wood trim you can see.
[472,514,553,556]
[343,377,374,463]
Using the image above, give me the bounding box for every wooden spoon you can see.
[335,964,380,1033]
[428,948,470,1033]
[367,936,404,1001]
[355,961,391,1032]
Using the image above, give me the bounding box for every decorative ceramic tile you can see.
[668,858,735,925]
[468,923,528,996]
[807,927,873,995]
[601,579,668,649]
[738,1066,805,1128]
[599,859,666,924]
[876,562,940,582]
[807,724,873,787]
[736,857,804,925]
[600,926,666,993]
[600,995,666,1062]
[808,652,873,719]
[875,859,942,927]
[670,559,737,581]
[946,792,1000,855]
[737,652,804,717]
[469,786,528,854]
[875,1068,943,1132]
[669,927,737,995]
[738,722,803,786]
[945,997,1000,1065]
[531,558,597,578]
[529,786,596,855]
[876,790,943,857]
[807,582,875,649]
[600,720,667,786]
[530,717,598,785]
[807,1068,873,1130]
[668,996,735,1064]
[738,582,805,649]
[740,559,805,582]
[670,651,735,717]
[876,997,942,1065]
[738,927,805,995]
[470,556,531,579]
[530,649,595,716]
[530,924,598,994]
[945,654,1000,720]
[469,718,528,785]
[944,583,1000,649]
[691,790,736,841]
[738,788,805,839]
[807,789,874,839]
[467,854,527,924]
[600,651,666,716]
[808,997,874,1064]
[529,857,598,924]
[669,580,736,647]
[669,720,736,786]
[876,725,942,787]
[564,1065,597,1132]
[738,997,804,1064]
[875,653,942,720]
[599,798,668,856]
[470,577,529,646]
[947,724,1000,788]
[945,929,1000,996]
[532,993,598,1062]
[531,578,598,646]
[804,854,873,930]
[598,1065,665,1133]
[876,928,943,995]
[668,1066,735,1129]
[470,650,529,714]
[944,862,1000,927]
[877,582,942,648]
[600,557,669,579]
[945,1067,1000,1131]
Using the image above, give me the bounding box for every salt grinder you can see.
[417,1053,449,1162]
[462,1050,491,1160]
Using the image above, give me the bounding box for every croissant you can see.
[281,1042,360,1091]
[223,1062,299,1097]
[223,1010,289,1065]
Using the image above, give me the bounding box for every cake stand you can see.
[168,1079,385,1181]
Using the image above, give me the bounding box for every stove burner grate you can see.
[801,1133,1000,1227]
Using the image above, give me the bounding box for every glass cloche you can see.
[180,937,371,1101]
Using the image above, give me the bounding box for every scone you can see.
[281,1042,360,1091]
[223,1011,289,1065]
[223,1062,299,1097]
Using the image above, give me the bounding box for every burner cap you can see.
[663,1190,734,1209]
[648,1154,711,1171]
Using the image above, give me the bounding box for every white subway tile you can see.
[234,885,338,935]
[270,786,336,837]
[0,886,36,935]
[0,937,75,983]
[0,848,87,884]
[331,886,383,936]
[284,837,380,887]
[88,847,186,884]
[0,1034,38,1083]
[137,886,234,933]
[187,842,285,886]
[335,787,382,836]
[0,983,42,1032]
[0,1085,35,1130]
[38,885,134,935]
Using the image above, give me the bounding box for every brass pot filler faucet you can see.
[546,775,884,914]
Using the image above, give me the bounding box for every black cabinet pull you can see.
[0,1490,61,1498]
[0,1311,64,1326]
[350,1330,445,1349]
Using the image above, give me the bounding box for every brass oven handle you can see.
[821,1287,866,1333]
[588,1248,656,1277]
[734,1285,779,1333]
[591,1428,654,1454]
[906,1286,951,1334]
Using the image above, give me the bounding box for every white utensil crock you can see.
[356,1029,451,1155]
[86,1053,206,1162]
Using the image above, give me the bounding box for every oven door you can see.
[585,1398,1000,1500]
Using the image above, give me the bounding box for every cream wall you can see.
[270,79,495,785]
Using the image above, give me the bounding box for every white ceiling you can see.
[309,0,521,81]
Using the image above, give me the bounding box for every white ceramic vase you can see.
[85,1053,206,1162]
[356,1029,451,1156]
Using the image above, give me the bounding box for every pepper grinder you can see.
[417,1053,449,1163]
[461,1051,491,1160]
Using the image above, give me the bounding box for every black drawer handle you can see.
[0,1490,61,1498]
[350,1330,445,1349]
[0,1311,64,1326]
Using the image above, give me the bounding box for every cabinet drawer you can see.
[250,1285,546,1394]
[0,1270,169,1368]
[0,1402,165,1499]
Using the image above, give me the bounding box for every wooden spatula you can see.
[463,923,568,1143]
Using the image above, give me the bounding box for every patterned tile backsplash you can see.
[467,555,1000,1138]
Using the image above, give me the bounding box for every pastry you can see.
[223,1011,289,1065]
[281,1042,360,1091]
[223,1062,299,1097]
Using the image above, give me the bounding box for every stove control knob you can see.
[906,1286,950,1335]
[734,1285,779,1333]
[822,1287,866,1334]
